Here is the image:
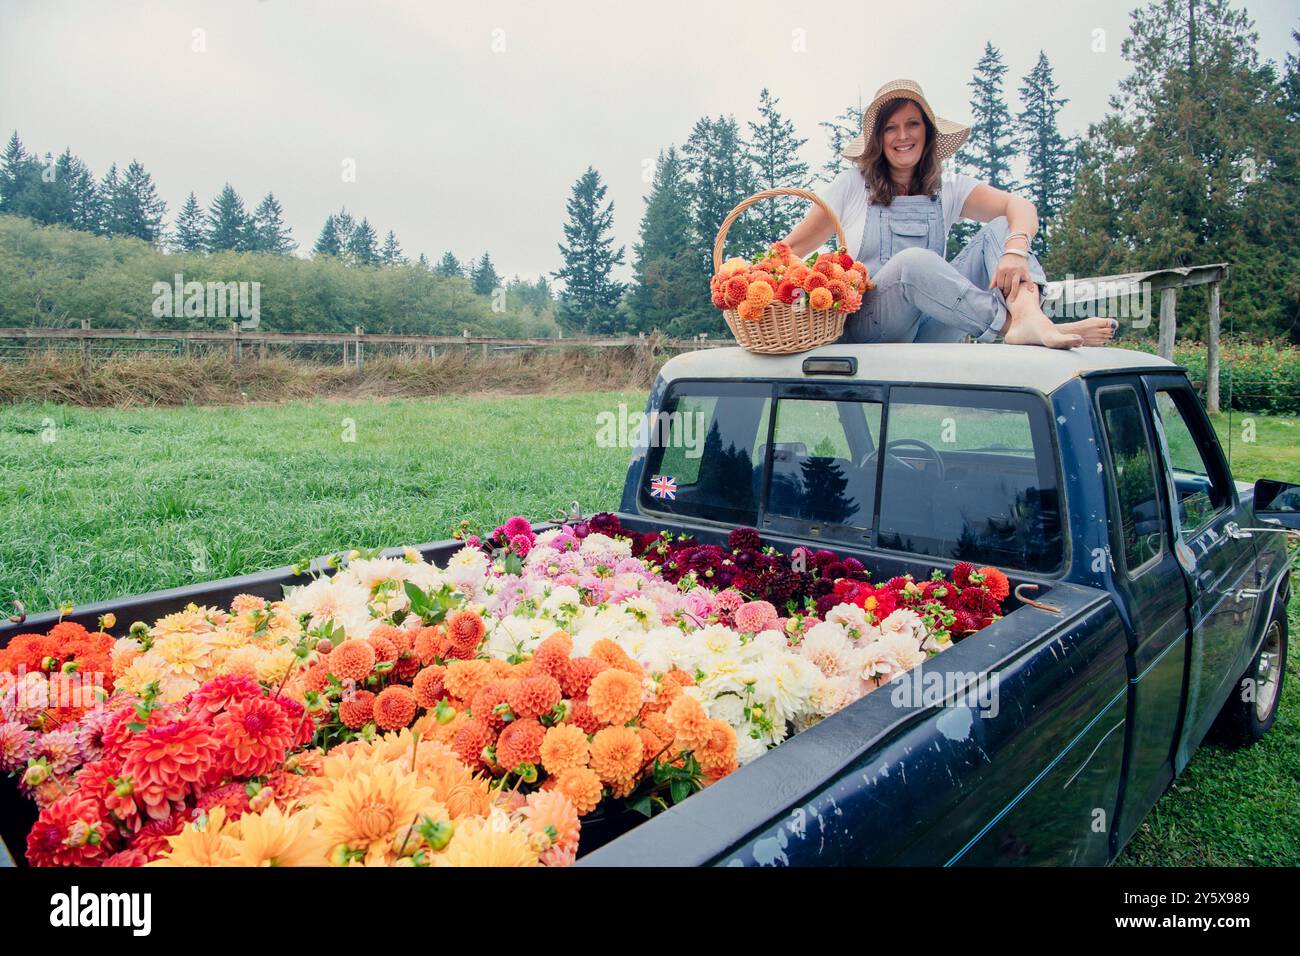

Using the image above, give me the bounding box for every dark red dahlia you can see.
[727,527,762,552]
[822,561,847,581]
[841,557,868,579]
[814,594,840,618]
[588,512,624,537]
[811,549,838,570]
[811,578,835,597]
[952,561,976,588]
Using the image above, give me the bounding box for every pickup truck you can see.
[1,342,1295,866]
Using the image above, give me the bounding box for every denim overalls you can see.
[837,191,1044,345]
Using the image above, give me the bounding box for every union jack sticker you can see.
[649,474,678,500]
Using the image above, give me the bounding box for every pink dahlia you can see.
[0,720,34,772]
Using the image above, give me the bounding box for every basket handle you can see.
[712,187,847,273]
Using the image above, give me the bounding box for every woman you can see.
[784,79,1116,349]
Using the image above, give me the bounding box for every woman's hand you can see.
[990,253,1033,303]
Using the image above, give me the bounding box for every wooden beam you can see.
[1157,288,1177,361]
[1206,282,1221,414]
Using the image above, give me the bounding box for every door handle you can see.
[1225,521,1253,540]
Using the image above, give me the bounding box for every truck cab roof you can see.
[660,343,1181,395]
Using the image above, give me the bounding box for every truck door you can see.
[1092,381,1190,847]
[1143,375,1259,768]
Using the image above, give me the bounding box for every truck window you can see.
[876,387,1063,573]
[639,382,770,526]
[1153,389,1229,537]
[1097,386,1164,572]
[765,398,883,530]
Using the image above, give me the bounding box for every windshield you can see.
[639,381,1064,573]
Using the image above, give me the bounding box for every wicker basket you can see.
[713,187,849,355]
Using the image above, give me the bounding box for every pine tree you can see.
[470,252,500,295]
[250,192,295,254]
[174,192,207,253]
[206,183,250,251]
[1017,52,1074,258]
[380,230,405,265]
[950,42,1018,256]
[114,160,166,243]
[99,163,125,236]
[64,152,102,233]
[746,88,810,242]
[682,115,759,300]
[630,147,697,333]
[0,132,25,211]
[817,99,865,183]
[313,214,341,256]
[435,251,464,278]
[957,43,1018,191]
[346,218,379,265]
[552,166,626,333]
[416,252,430,269]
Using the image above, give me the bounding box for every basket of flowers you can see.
[710,187,874,355]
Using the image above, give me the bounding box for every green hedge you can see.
[1127,339,1300,415]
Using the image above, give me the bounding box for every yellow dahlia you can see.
[149,806,240,867]
[311,763,442,867]
[433,815,538,867]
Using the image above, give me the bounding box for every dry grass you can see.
[0,345,669,407]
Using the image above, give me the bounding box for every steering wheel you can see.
[859,438,945,481]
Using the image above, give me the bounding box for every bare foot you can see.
[1057,317,1118,346]
[1001,285,1083,349]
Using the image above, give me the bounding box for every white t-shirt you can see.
[816,166,982,260]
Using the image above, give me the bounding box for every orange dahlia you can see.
[444,610,485,659]
[665,694,712,753]
[641,709,674,746]
[522,789,581,866]
[736,300,765,322]
[495,718,545,772]
[338,689,376,729]
[121,718,222,821]
[696,718,738,775]
[212,696,296,778]
[590,639,641,676]
[370,623,413,655]
[530,632,571,681]
[373,685,418,731]
[508,674,562,720]
[303,661,331,694]
[589,725,644,785]
[802,271,828,291]
[366,633,398,663]
[451,718,496,770]
[329,640,376,682]
[443,659,495,703]
[722,276,749,308]
[976,567,1011,602]
[561,656,604,698]
[566,698,604,735]
[539,723,590,776]
[745,281,774,308]
[809,287,834,310]
[471,679,516,731]
[554,766,604,816]
[413,625,444,665]
[586,669,643,726]
[827,278,849,300]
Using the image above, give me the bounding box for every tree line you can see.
[1,0,1295,342]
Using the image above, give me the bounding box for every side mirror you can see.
[1254,479,1300,530]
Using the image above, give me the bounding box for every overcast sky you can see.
[1,0,1296,282]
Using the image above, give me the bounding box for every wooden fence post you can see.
[1157,288,1177,361]
[1206,282,1221,414]
[354,326,364,369]
[80,319,90,369]
[231,323,241,366]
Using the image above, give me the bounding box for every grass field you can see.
[1,393,1297,865]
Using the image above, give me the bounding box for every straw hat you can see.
[841,79,970,163]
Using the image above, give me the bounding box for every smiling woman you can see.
[784,79,1118,351]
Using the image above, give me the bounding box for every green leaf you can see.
[629,793,654,818]
[670,778,692,804]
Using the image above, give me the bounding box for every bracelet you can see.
[1001,247,1030,259]
[1006,231,1031,245]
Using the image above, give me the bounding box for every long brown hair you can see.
[855,98,942,206]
